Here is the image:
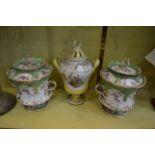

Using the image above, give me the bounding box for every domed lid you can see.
[7,64,52,83]
[13,56,47,71]
[68,40,87,60]
[108,58,142,76]
[100,68,146,89]
[7,56,52,83]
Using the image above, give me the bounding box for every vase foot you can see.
[101,104,127,116]
[23,101,48,111]
[67,95,84,105]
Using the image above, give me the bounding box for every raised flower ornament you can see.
[95,58,146,116]
[53,40,99,105]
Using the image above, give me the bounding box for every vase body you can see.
[95,58,146,116]
[54,40,99,105]
[7,56,56,111]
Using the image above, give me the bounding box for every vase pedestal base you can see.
[23,101,48,111]
[67,94,84,105]
[101,104,127,116]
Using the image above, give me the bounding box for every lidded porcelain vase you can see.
[53,40,99,105]
[95,58,146,116]
[7,56,57,111]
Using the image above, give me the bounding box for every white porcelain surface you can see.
[7,56,56,108]
[60,58,93,88]
[96,85,136,112]
[8,65,52,82]
[16,80,56,106]
[100,69,144,88]
[59,40,94,88]
[96,58,146,115]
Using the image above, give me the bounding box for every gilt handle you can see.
[53,58,61,73]
[92,58,100,73]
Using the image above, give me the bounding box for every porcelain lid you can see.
[8,64,52,83]
[7,56,52,83]
[60,40,93,72]
[108,58,142,76]
[13,56,47,71]
[100,69,146,88]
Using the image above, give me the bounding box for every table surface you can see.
[0,88,154,129]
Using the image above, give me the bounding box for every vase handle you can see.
[53,58,61,73]
[95,83,105,99]
[95,83,102,95]
[92,58,100,73]
[53,58,66,83]
[47,80,57,97]
[6,68,17,88]
[48,80,57,91]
